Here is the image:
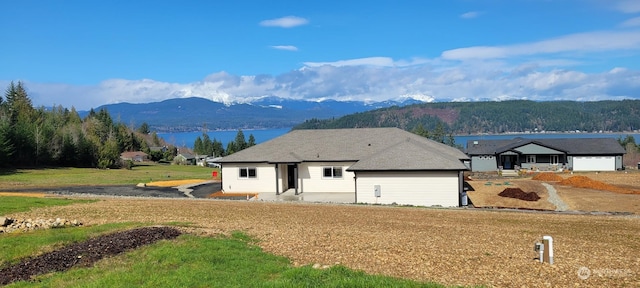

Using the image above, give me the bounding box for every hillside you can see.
[293,100,640,134]
[84,97,422,132]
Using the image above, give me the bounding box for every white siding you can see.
[298,162,356,193]
[573,156,615,171]
[356,171,460,207]
[221,163,276,192]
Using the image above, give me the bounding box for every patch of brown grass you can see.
[0,192,47,198]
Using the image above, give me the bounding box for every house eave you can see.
[347,168,468,172]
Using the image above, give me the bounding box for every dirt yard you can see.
[468,171,640,214]
[7,198,639,287]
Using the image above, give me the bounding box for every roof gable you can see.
[467,137,625,155]
[219,128,469,170]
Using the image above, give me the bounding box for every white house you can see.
[217,128,470,207]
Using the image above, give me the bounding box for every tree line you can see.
[192,130,256,157]
[0,82,175,169]
[294,100,640,135]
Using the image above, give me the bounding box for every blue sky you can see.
[1,0,640,110]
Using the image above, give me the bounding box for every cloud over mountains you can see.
[18,57,639,111]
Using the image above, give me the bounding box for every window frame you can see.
[239,167,257,179]
[322,166,343,179]
[526,155,536,163]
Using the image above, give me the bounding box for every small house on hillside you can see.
[174,153,196,165]
[217,128,470,207]
[466,137,625,172]
[120,151,149,162]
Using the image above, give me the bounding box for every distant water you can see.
[159,128,640,149]
[158,128,293,148]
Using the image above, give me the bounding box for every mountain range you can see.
[82,96,424,132]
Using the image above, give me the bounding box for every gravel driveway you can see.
[0,182,222,199]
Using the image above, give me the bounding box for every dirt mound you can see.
[559,176,640,194]
[532,173,563,181]
[0,226,181,286]
[498,188,541,201]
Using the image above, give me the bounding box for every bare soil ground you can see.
[467,180,556,210]
[468,171,640,214]
[7,198,640,287]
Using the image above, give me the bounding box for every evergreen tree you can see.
[248,134,256,147]
[212,138,224,157]
[225,141,236,155]
[137,122,150,134]
[151,131,162,146]
[193,136,204,155]
[0,117,14,166]
[234,129,247,150]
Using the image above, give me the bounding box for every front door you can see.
[501,155,517,169]
[287,164,296,189]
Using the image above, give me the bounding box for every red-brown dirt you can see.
[532,173,564,181]
[559,176,640,195]
[498,187,541,201]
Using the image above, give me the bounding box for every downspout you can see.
[353,172,358,204]
[299,164,304,193]
[294,164,299,195]
[458,170,464,207]
[275,164,280,195]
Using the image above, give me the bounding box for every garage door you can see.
[573,156,615,171]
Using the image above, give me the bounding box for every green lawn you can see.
[0,196,94,215]
[0,164,217,188]
[3,227,449,288]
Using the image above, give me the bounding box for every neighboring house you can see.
[466,137,625,172]
[120,151,149,162]
[174,153,196,165]
[217,128,470,207]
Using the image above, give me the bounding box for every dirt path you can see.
[542,182,568,211]
[0,183,221,199]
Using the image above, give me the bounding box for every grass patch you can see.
[4,230,449,288]
[0,164,218,188]
[0,196,94,215]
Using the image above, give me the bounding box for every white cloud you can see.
[442,30,640,60]
[614,0,640,13]
[460,11,481,19]
[270,45,298,51]
[620,16,640,27]
[303,57,430,68]
[18,59,640,111]
[259,16,309,28]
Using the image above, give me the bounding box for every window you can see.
[323,166,343,178]
[239,167,257,179]
[526,155,536,163]
[550,155,559,165]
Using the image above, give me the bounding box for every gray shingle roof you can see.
[466,137,625,155]
[218,128,469,171]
